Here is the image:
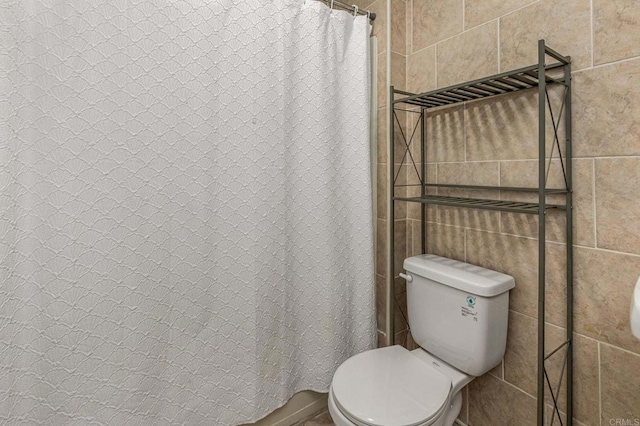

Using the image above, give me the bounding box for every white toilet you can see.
[328,254,515,426]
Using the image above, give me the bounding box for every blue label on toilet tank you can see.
[466,296,476,308]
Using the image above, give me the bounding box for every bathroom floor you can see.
[296,409,334,426]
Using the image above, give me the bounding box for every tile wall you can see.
[382,0,640,424]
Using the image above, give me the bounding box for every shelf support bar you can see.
[565,56,574,426]
[537,39,547,426]
[421,108,426,255]
[387,85,395,347]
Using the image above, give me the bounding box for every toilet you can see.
[328,254,515,426]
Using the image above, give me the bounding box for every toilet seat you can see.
[331,346,452,426]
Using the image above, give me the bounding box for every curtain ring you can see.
[352,5,358,16]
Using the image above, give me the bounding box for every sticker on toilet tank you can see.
[461,296,478,321]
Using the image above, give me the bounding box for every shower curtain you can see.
[0,0,376,424]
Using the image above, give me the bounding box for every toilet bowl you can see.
[328,345,470,426]
[329,255,515,426]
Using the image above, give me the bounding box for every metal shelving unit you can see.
[387,40,573,425]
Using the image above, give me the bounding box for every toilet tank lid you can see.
[403,254,515,297]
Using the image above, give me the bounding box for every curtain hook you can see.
[352,5,358,17]
[367,10,371,20]
[329,0,334,10]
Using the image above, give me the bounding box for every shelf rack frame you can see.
[387,40,573,426]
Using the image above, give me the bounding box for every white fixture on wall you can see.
[632,277,640,340]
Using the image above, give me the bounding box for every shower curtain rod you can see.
[315,0,376,20]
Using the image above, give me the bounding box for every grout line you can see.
[463,227,467,261]
[573,53,640,73]
[462,0,465,31]
[463,109,467,163]
[599,341,640,358]
[465,386,469,423]
[410,0,413,54]
[498,0,542,21]
[590,0,594,68]
[498,161,503,232]
[592,159,598,248]
[598,342,602,426]
[497,374,539,401]
[419,0,541,55]
[434,43,438,88]
[497,18,501,72]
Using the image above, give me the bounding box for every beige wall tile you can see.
[377,330,388,347]
[407,167,436,221]
[572,334,601,425]
[437,21,499,88]
[375,273,386,331]
[458,386,468,423]
[394,328,409,347]
[393,110,419,166]
[376,274,408,334]
[411,0,463,53]
[499,0,591,71]
[503,313,564,401]
[408,219,422,257]
[575,246,640,354]
[377,163,387,219]
[394,289,408,332]
[502,312,599,424]
[468,374,536,425]
[368,0,387,53]
[377,107,387,163]
[426,222,466,261]
[464,0,537,29]
[351,0,376,9]
[500,212,567,246]
[545,407,589,426]
[393,109,420,164]
[395,270,407,296]
[488,361,503,380]
[465,88,539,162]
[391,0,406,55]
[595,158,640,255]
[465,230,567,326]
[573,159,596,247]
[465,83,567,162]
[407,46,436,94]
[500,159,565,191]
[404,108,427,162]
[437,206,501,233]
[427,105,465,163]
[600,344,640,423]
[376,218,387,276]
[378,164,410,220]
[391,51,406,91]
[377,53,387,108]
[593,0,640,65]
[394,164,409,218]
[437,161,499,199]
[394,219,407,276]
[498,159,595,247]
[375,218,409,277]
[574,58,640,157]
[437,161,499,185]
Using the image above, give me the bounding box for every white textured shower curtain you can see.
[0,1,376,424]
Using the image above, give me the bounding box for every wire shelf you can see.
[393,194,566,215]
[394,63,567,109]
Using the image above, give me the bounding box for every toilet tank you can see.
[403,254,515,377]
